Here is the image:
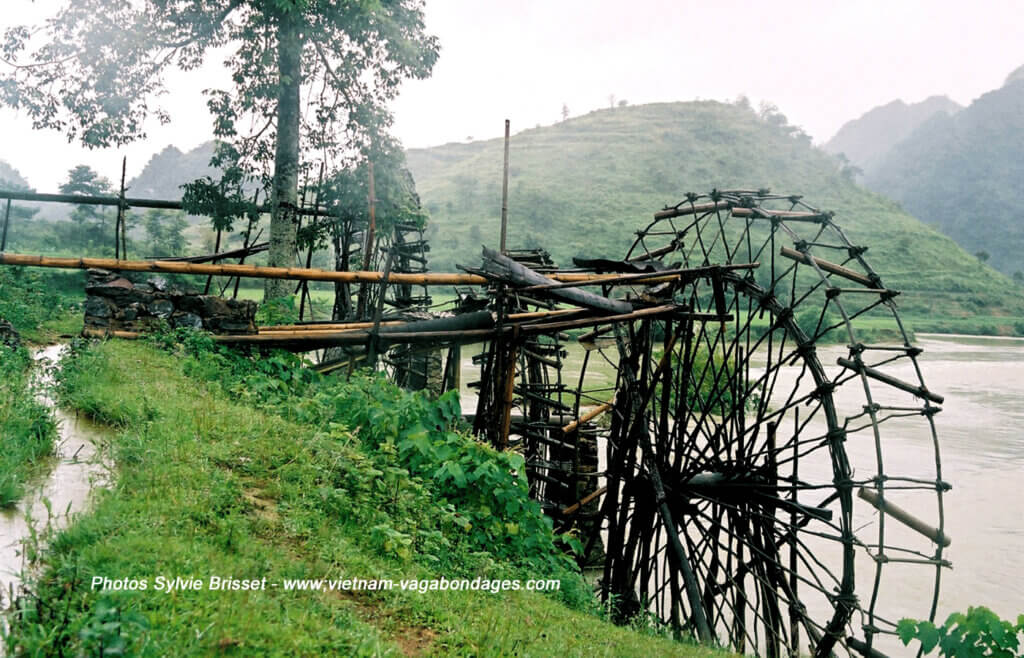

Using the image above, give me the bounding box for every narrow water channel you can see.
[0,345,109,613]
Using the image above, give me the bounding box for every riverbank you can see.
[0,347,56,508]
[3,338,728,656]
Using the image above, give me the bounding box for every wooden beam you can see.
[481,247,634,315]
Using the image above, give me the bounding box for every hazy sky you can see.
[2,0,1023,191]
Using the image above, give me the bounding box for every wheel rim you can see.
[580,191,947,656]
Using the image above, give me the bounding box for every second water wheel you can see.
[568,191,949,656]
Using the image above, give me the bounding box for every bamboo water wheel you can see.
[551,191,949,656]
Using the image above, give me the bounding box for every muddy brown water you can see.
[0,345,109,615]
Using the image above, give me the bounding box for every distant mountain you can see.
[128,142,217,200]
[865,75,1024,277]
[406,100,1024,329]
[824,96,961,176]
[1006,63,1024,86]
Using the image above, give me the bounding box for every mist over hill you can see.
[128,143,217,200]
[406,100,1024,329]
[862,77,1024,278]
[824,96,961,177]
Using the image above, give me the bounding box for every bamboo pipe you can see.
[731,207,827,219]
[654,200,730,220]
[858,487,951,547]
[837,357,944,404]
[221,328,498,346]
[0,252,712,287]
[562,400,614,434]
[0,189,335,217]
[519,262,759,292]
[560,486,608,516]
[779,246,876,288]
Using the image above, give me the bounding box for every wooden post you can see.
[116,157,127,259]
[500,119,510,253]
[233,191,260,300]
[299,162,325,321]
[204,229,222,294]
[356,161,376,319]
[0,199,11,252]
[367,245,394,366]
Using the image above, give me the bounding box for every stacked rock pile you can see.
[84,269,257,334]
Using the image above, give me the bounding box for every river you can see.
[906,334,1024,621]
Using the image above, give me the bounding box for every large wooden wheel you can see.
[575,191,948,656]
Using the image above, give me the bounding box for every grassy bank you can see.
[4,336,727,656]
[0,267,84,343]
[0,345,57,507]
[0,268,73,508]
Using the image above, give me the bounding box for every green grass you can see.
[0,267,70,507]
[0,267,84,343]
[5,338,730,657]
[0,345,57,507]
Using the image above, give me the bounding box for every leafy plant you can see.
[146,329,583,582]
[898,607,1024,657]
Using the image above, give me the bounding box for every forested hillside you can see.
[865,78,1024,278]
[406,101,1024,333]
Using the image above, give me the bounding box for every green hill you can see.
[406,101,1024,334]
[865,78,1024,278]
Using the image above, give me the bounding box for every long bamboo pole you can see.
[0,252,490,285]
[0,252,720,287]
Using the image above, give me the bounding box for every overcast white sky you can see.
[2,0,1023,191]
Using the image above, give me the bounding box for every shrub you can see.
[898,607,1024,657]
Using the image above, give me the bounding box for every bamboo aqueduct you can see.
[0,181,951,658]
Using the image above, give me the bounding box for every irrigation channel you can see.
[0,345,110,629]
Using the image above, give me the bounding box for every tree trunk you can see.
[265,14,302,301]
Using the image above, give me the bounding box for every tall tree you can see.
[60,165,114,246]
[1,0,439,299]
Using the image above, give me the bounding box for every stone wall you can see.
[84,269,257,334]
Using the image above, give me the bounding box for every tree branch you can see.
[152,0,245,49]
